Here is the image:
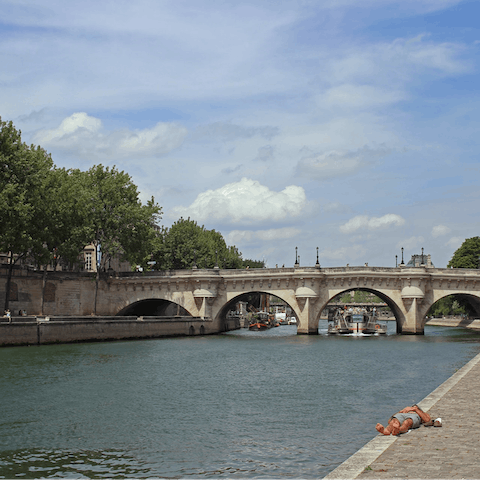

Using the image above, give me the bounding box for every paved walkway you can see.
[324,352,480,479]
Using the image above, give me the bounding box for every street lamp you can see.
[316,247,320,267]
[295,247,299,267]
[400,247,405,266]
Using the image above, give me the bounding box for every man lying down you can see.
[376,405,442,435]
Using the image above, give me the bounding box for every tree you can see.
[428,295,471,317]
[153,218,243,270]
[0,117,54,311]
[28,168,93,269]
[448,237,480,269]
[83,165,161,271]
[80,165,161,313]
[339,292,352,303]
[242,258,265,268]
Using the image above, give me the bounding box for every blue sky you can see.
[2,0,479,268]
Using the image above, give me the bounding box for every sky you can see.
[2,0,479,268]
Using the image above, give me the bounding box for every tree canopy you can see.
[152,218,243,270]
[0,118,54,266]
[447,237,480,269]
[151,218,264,270]
[83,164,161,271]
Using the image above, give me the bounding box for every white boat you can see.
[327,308,387,335]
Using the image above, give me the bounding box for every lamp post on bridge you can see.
[400,247,405,266]
[294,247,299,267]
[395,255,398,267]
[316,247,320,268]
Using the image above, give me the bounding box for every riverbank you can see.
[324,350,480,479]
[426,316,480,330]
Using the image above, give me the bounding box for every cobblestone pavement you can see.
[325,352,480,479]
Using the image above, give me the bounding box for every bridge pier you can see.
[295,295,319,335]
[399,284,426,334]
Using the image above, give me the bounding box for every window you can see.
[85,252,92,271]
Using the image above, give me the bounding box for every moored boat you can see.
[249,322,270,330]
[248,311,274,330]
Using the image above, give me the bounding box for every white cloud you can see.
[326,35,469,87]
[432,224,451,237]
[297,145,391,181]
[396,236,425,250]
[446,236,463,249]
[226,227,300,245]
[171,178,306,224]
[340,214,405,233]
[33,112,187,159]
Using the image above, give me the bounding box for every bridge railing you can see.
[112,265,480,277]
[5,265,480,280]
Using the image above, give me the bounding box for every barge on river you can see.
[249,311,279,330]
[327,308,387,335]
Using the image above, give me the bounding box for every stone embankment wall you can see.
[0,316,238,347]
[426,316,480,330]
[0,266,97,316]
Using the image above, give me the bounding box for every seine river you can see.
[1,322,480,479]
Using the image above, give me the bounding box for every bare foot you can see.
[376,423,387,434]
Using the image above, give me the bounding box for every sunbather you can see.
[376,405,438,435]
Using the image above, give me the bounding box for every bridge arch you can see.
[422,292,480,329]
[216,290,301,327]
[317,287,405,333]
[116,298,193,317]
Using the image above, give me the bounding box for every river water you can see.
[1,321,480,479]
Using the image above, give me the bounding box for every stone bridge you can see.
[97,265,480,334]
[5,265,480,335]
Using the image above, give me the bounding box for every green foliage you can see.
[428,295,469,317]
[0,117,54,264]
[332,291,382,303]
[242,258,265,268]
[448,237,480,269]
[153,218,243,270]
[83,164,162,270]
[339,293,352,303]
[28,167,93,269]
[353,291,382,303]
